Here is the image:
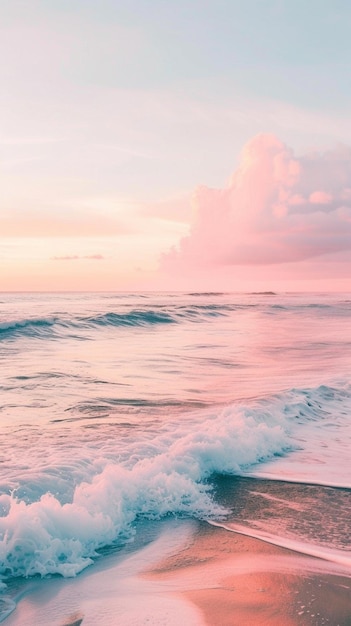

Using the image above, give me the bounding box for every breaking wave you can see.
[1,383,350,584]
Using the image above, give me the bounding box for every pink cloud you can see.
[161,134,351,273]
[309,191,333,204]
[52,255,80,261]
[84,254,104,260]
[52,254,104,261]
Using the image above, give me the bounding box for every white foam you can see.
[5,520,204,626]
[1,383,350,584]
[10,516,351,626]
[245,384,351,488]
[0,398,290,582]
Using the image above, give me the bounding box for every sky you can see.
[1,0,351,291]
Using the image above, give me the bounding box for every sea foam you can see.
[0,383,350,584]
[0,395,292,583]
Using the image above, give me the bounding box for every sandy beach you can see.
[147,522,351,626]
[2,513,351,626]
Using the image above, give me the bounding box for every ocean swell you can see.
[0,317,57,340]
[2,298,349,341]
[0,306,231,341]
[82,310,176,327]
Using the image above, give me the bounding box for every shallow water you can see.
[0,291,350,617]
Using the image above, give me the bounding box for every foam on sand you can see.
[3,520,203,626]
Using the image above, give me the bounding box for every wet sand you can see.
[3,519,351,625]
[146,522,351,626]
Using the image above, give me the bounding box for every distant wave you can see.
[79,306,235,329]
[1,299,349,341]
[271,303,331,310]
[268,302,351,315]
[0,317,57,340]
[0,305,233,340]
[76,303,255,326]
[82,310,176,327]
[250,291,277,295]
[79,304,243,327]
[187,292,226,296]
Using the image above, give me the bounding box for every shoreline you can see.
[146,521,351,626]
[3,519,351,625]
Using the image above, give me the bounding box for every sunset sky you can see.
[1,0,351,291]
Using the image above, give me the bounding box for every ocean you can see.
[0,291,351,624]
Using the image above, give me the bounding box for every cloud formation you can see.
[162,134,351,272]
[52,254,104,261]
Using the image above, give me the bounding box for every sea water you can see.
[0,291,350,619]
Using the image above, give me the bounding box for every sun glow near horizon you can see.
[1,1,351,292]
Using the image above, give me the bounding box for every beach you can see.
[4,519,351,625]
[152,523,351,626]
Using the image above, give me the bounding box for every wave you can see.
[269,302,351,312]
[249,291,277,296]
[81,304,245,326]
[0,305,232,340]
[0,391,295,582]
[187,292,226,296]
[1,383,349,584]
[2,298,349,341]
[0,317,57,340]
[0,310,177,341]
[81,310,177,327]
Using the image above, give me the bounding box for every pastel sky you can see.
[1,0,351,291]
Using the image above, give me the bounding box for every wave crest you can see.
[0,317,57,340]
[0,395,293,582]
